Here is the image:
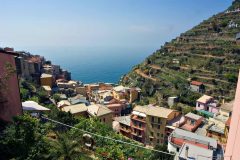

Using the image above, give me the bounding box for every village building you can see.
[40,73,54,87]
[114,116,131,138]
[180,112,203,132]
[130,105,180,146]
[178,143,213,160]
[112,85,140,103]
[168,128,217,154]
[190,81,205,93]
[0,50,22,121]
[61,103,88,117]
[87,104,113,127]
[196,95,220,116]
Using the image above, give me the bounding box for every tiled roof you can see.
[87,104,112,117]
[133,105,175,118]
[171,128,217,149]
[62,104,87,114]
[179,143,213,160]
[114,116,131,126]
[185,112,203,120]
[197,95,213,103]
[190,81,203,86]
[113,85,130,92]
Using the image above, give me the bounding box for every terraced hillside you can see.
[121,0,240,107]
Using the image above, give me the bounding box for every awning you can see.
[22,101,50,111]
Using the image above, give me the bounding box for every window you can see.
[158,118,161,123]
[151,117,154,122]
[161,134,164,137]
[198,103,200,107]
[103,118,105,122]
[157,133,160,137]
[157,139,160,143]
[190,120,195,125]
[139,123,142,128]
[158,125,160,129]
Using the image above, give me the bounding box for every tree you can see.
[150,144,174,160]
[49,133,88,160]
[20,87,29,101]
[0,114,50,160]
[53,94,61,103]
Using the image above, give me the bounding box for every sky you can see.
[0,0,233,52]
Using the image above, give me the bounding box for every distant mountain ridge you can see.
[121,0,240,106]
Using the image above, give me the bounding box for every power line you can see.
[41,116,176,156]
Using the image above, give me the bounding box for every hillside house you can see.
[190,81,205,93]
[112,85,140,103]
[130,105,180,146]
[114,116,131,138]
[180,113,203,132]
[196,95,220,115]
[87,104,113,127]
[61,103,88,117]
[168,128,217,154]
[40,73,54,87]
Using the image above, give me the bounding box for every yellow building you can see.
[131,105,180,146]
[87,104,113,127]
[112,85,140,103]
[40,73,54,87]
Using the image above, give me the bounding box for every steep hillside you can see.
[121,0,240,106]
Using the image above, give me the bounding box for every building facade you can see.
[0,51,22,121]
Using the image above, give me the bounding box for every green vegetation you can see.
[121,1,240,107]
[0,109,172,160]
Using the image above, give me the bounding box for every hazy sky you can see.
[0,0,232,51]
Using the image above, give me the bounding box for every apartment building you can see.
[131,105,180,146]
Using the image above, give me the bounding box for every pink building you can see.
[180,112,203,132]
[225,71,240,160]
[0,50,22,122]
[196,95,220,114]
[106,99,128,117]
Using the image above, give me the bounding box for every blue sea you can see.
[32,47,153,84]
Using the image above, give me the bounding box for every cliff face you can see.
[121,1,240,106]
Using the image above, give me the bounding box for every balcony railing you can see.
[131,132,143,138]
[131,115,146,123]
[120,127,131,133]
[131,124,144,131]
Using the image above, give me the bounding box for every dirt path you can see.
[135,69,158,81]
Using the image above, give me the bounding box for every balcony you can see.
[131,115,146,123]
[120,127,131,133]
[131,124,144,131]
[131,132,143,138]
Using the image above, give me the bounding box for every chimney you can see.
[185,146,189,159]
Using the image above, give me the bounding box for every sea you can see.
[33,47,153,84]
